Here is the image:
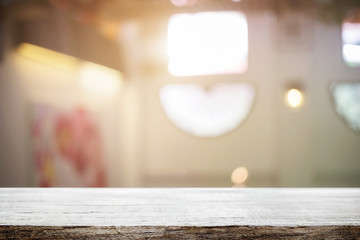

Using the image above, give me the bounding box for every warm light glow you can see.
[170,0,196,7]
[167,12,248,76]
[342,22,360,67]
[285,89,304,108]
[18,43,122,98]
[18,43,78,71]
[231,166,248,184]
[159,83,255,137]
[79,62,121,97]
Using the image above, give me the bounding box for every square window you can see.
[167,11,248,76]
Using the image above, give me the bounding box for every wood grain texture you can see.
[1,225,360,240]
[0,188,359,239]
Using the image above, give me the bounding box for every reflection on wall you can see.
[17,43,79,72]
[32,105,107,187]
[79,62,121,98]
[18,43,122,100]
[159,83,255,137]
[167,11,248,76]
[332,83,360,133]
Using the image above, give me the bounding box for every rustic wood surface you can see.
[0,188,359,239]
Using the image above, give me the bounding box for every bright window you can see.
[167,11,248,76]
[342,10,360,67]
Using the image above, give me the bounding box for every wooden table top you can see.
[0,188,359,239]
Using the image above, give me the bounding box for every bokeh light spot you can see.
[231,166,249,184]
[285,89,304,108]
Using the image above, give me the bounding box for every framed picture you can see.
[30,103,108,187]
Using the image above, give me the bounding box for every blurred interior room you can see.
[0,0,359,188]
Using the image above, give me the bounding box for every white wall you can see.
[0,52,28,186]
[139,11,360,187]
[0,11,359,187]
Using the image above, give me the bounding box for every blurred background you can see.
[0,0,359,187]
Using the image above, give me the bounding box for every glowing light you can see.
[167,12,248,76]
[285,89,304,108]
[170,0,196,7]
[18,43,78,71]
[159,83,255,137]
[231,166,248,184]
[99,21,120,41]
[332,83,360,132]
[79,62,121,97]
[342,22,360,67]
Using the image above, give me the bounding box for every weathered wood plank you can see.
[0,188,359,239]
[1,225,360,240]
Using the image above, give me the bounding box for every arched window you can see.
[160,83,255,137]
